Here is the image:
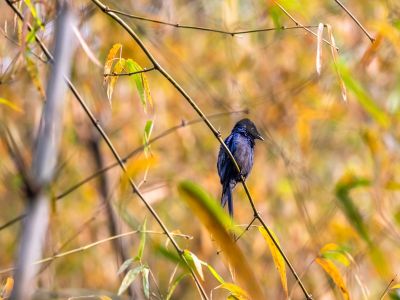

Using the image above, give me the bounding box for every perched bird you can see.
[217,118,264,217]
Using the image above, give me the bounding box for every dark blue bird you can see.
[217,118,264,217]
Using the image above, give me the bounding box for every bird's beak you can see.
[255,133,264,141]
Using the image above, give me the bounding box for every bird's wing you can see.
[217,134,236,184]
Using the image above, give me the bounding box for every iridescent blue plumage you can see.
[217,119,263,217]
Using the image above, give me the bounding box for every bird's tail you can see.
[221,182,234,217]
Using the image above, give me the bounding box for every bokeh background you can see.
[1,0,400,299]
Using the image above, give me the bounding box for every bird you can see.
[217,118,264,217]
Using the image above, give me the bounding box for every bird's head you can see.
[233,118,264,141]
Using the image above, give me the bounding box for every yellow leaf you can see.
[219,282,250,300]
[0,98,23,113]
[316,257,350,300]
[1,277,14,298]
[178,181,265,300]
[107,58,126,104]
[98,296,112,300]
[391,283,400,290]
[104,43,122,79]
[258,226,288,298]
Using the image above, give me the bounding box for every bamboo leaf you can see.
[320,243,350,267]
[104,43,122,80]
[24,0,43,28]
[0,98,23,113]
[178,181,265,300]
[207,264,225,284]
[218,282,250,300]
[1,277,14,298]
[118,265,144,295]
[117,258,134,275]
[166,273,188,300]
[125,59,153,110]
[337,60,390,128]
[326,24,347,102]
[107,58,125,104]
[316,23,324,75]
[136,218,147,261]
[335,172,371,244]
[142,266,150,299]
[316,257,350,300]
[258,226,288,298]
[143,120,154,157]
[183,250,205,281]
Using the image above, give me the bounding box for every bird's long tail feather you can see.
[221,182,234,217]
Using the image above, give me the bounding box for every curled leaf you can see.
[316,23,324,75]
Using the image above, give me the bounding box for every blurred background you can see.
[0,0,400,299]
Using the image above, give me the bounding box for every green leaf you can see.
[337,60,390,127]
[117,258,134,275]
[125,59,153,110]
[143,120,154,157]
[178,181,265,300]
[207,264,225,284]
[319,243,350,267]
[118,265,144,295]
[0,98,23,113]
[155,245,182,265]
[269,6,283,29]
[166,273,188,300]
[183,250,205,281]
[135,218,147,261]
[142,266,150,299]
[335,172,371,244]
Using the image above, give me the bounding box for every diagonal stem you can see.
[90,0,313,298]
[4,1,208,299]
[333,0,375,43]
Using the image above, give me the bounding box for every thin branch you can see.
[91,1,312,298]
[10,4,74,299]
[379,274,397,300]
[106,6,319,36]
[333,0,375,43]
[0,110,247,233]
[274,1,338,51]
[235,216,257,242]
[104,66,156,77]
[4,2,208,299]
[0,229,192,275]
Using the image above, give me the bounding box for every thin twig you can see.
[4,2,208,299]
[379,274,397,300]
[274,1,338,51]
[235,216,257,242]
[0,229,192,275]
[0,110,247,232]
[104,66,156,77]
[106,7,319,36]
[333,0,375,43]
[91,1,313,298]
